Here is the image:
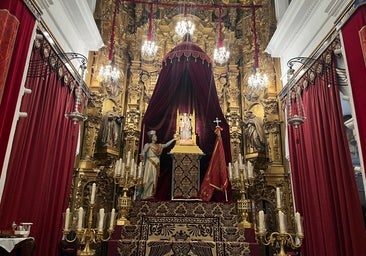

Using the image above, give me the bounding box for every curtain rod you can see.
[278,1,356,101]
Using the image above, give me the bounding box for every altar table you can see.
[0,237,35,255]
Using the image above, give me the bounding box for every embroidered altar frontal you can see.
[170,153,203,200]
[114,201,255,256]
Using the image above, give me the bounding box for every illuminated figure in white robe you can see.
[141,130,175,199]
[179,113,192,142]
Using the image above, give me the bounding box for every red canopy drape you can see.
[287,52,366,255]
[140,38,232,201]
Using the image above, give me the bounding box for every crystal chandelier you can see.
[98,0,121,83]
[175,19,195,38]
[213,7,230,65]
[247,8,267,90]
[248,68,268,90]
[141,40,158,57]
[141,3,158,58]
[98,63,121,83]
[175,5,195,38]
[214,46,230,65]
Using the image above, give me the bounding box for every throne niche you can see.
[139,36,232,202]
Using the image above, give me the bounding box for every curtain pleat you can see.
[288,56,366,255]
[0,45,79,256]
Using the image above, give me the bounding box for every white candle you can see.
[90,183,96,204]
[138,162,143,178]
[278,210,287,233]
[121,162,125,178]
[234,161,239,179]
[117,158,122,176]
[115,159,121,176]
[113,162,117,177]
[258,210,265,234]
[114,160,118,177]
[228,163,233,180]
[243,166,247,180]
[247,161,254,178]
[131,158,135,178]
[238,153,243,169]
[276,187,282,209]
[126,151,131,167]
[109,208,115,230]
[295,212,303,236]
[77,207,83,231]
[64,208,70,231]
[98,208,105,232]
[134,163,138,179]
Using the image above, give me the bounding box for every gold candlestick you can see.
[117,187,131,226]
[237,198,252,228]
[114,158,142,226]
[231,171,255,228]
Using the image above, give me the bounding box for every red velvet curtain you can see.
[0,0,35,175]
[0,44,79,255]
[288,54,366,255]
[341,5,366,179]
[140,40,232,201]
[0,9,19,105]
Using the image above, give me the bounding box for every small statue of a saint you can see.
[179,113,192,143]
[100,106,123,148]
[170,110,203,154]
[243,111,265,152]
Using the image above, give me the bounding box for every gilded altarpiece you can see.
[69,3,295,254]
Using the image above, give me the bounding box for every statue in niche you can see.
[179,113,192,143]
[243,111,265,153]
[171,110,203,154]
[99,106,123,148]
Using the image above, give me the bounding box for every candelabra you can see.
[256,230,303,256]
[63,184,115,256]
[113,151,143,225]
[229,155,255,228]
[255,187,304,256]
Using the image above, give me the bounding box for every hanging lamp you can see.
[65,63,87,124]
[213,7,230,65]
[247,8,268,90]
[141,3,158,58]
[175,4,195,38]
[286,87,306,128]
[98,0,121,83]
